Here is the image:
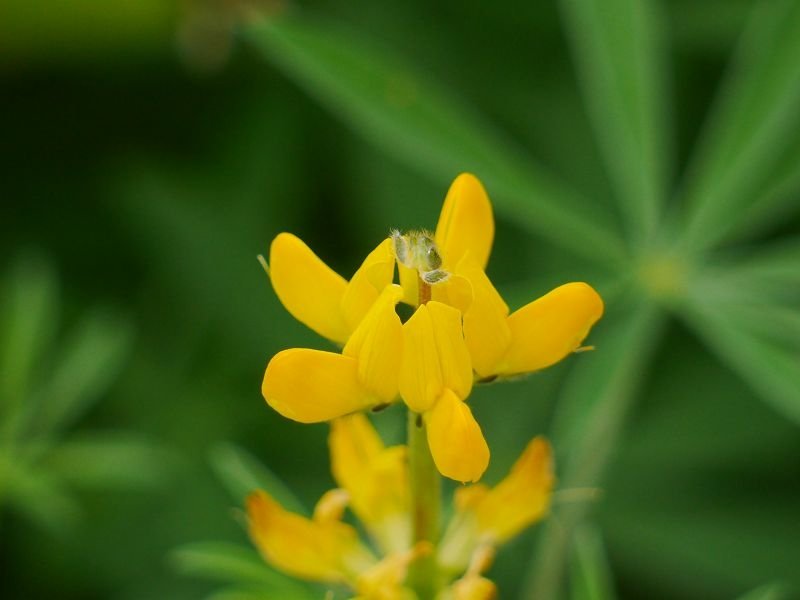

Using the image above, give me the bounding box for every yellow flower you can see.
[247,488,423,600]
[330,414,411,554]
[261,173,602,482]
[438,436,555,572]
[396,173,604,379]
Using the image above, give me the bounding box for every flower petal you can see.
[262,349,376,423]
[341,238,396,332]
[343,284,404,402]
[425,388,489,483]
[451,575,498,600]
[471,437,554,542]
[398,302,473,412]
[247,490,375,584]
[456,258,511,378]
[497,282,604,376]
[431,273,474,314]
[329,415,411,552]
[435,173,495,270]
[397,261,420,306]
[269,233,350,345]
[427,302,473,400]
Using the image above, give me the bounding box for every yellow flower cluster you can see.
[261,173,603,482]
[247,414,554,600]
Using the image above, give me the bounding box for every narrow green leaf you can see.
[681,0,800,250]
[524,300,664,600]
[171,542,289,587]
[570,525,617,600]
[0,253,58,427]
[44,431,171,489]
[209,442,306,513]
[243,14,625,265]
[559,0,670,244]
[680,295,800,425]
[204,588,316,600]
[736,583,789,600]
[30,309,134,437]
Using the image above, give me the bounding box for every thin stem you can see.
[406,409,441,599]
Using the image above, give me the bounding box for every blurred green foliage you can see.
[1,0,798,599]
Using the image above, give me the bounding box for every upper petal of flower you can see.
[398,302,473,413]
[247,489,375,585]
[425,388,489,483]
[341,238,396,332]
[463,436,554,543]
[455,257,511,378]
[330,414,411,553]
[269,233,350,345]
[496,282,604,376]
[435,173,495,270]
[262,348,378,423]
[343,284,404,402]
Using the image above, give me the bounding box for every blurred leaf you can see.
[680,294,800,425]
[0,456,79,532]
[525,300,664,600]
[172,542,290,588]
[570,525,617,600]
[29,309,134,438]
[559,0,670,243]
[204,590,279,600]
[0,253,58,425]
[44,431,170,489]
[736,583,790,600]
[209,442,306,513]
[681,0,800,250]
[244,13,626,265]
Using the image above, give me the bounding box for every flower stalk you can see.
[407,408,441,598]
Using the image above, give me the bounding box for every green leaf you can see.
[524,300,664,600]
[559,0,670,244]
[171,542,290,588]
[681,0,800,251]
[736,583,790,600]
[0,253,58,428]
[243,14,625,265]
[680,293,800,425]
[30,309,134,438]
[209,442,306,513]
[0,456,79,532]
[570,525,617,600]
[44,431,171,489]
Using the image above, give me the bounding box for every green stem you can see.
[407,409,441,599]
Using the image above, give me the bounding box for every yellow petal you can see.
[247,490,375,584]
[269,233,350,344]
[435,173,494,270]
[456,258,511,378]
[471,437,554,542]
[329,415,411,552]
[451,576,498,600]
[425,388,489,483]
[262,349,376,423]
[431,273,474,314]
[497,282,604,376]
[341,238,396,332]
[398,302,472,412]
[313,488,350,524]
[343,285,404,402]
[397,262,419,307]
[427,302,473,400]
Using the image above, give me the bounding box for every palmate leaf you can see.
[242,13,625,265]
[569,525,617,600]
[29,309,134,438]
[680,294,800,426]
[559,0,670,244]
[680,0,800,251]
[525,300,664,600]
